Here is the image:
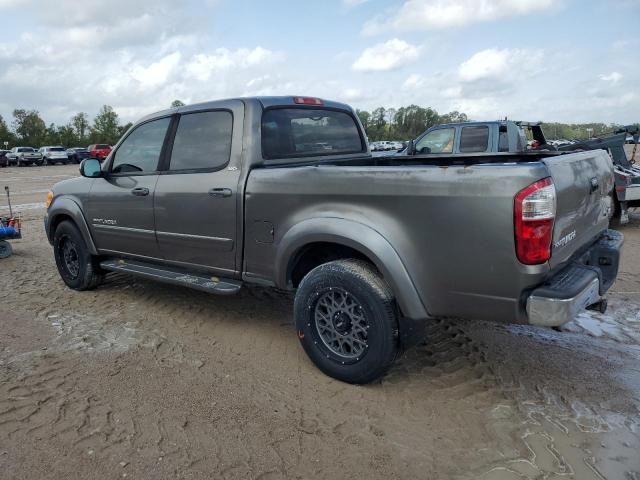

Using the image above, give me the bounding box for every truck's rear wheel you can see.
[294,259,398,384]
[53,220,103,290]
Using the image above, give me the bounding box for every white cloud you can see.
[458,48,541,82]
[131,52,182,88]
[402,74,425,89]
[600,71,623,84]
[352,39,420,72]
[185,47,283,82]
[363,0,556,35]
[342,88,364,101]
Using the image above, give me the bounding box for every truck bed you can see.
[245,149,613,324]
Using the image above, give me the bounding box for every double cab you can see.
[44,97,623,384]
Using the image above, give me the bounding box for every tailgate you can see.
[542,150,614,268]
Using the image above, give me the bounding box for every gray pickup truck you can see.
[44,96,623,384]
[405,120,640,224]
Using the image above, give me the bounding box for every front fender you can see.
[45,196,98,255]
[275,217,429,320]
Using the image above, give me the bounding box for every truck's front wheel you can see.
[294,259,398,384]
[53,220,103,290]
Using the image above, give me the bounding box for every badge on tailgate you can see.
[554,230,576,249]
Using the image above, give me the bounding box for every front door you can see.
[154,102,243,274]
[87,116,172,258]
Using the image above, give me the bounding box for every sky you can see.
[0,0,639,127]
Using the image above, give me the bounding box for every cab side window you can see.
[168,110,233,171]
[415,128,455,154]
[459,126,490,153]
[110,117,171,174]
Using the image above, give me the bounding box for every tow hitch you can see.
[587,298,608,314]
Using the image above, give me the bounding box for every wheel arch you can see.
[47,197,98,255]
[276,218,429,320]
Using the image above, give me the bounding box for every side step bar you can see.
[100,259,242,295]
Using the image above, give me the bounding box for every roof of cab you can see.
[137,96,354,124]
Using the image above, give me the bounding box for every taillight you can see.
[514,177,556,265]
[293,96,323,105]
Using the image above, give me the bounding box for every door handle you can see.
[208,188,232,198]
[131,187,150,196]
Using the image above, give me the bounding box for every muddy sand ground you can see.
[1,164,639,479]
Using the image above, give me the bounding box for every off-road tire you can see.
[294,259,399,384]
[53,220,103,290]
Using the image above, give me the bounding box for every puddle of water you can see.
[562,297,640,344]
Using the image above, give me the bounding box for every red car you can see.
[88,144,112,161]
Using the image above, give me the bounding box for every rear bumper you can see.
[526,229,623,327]
[623,184,640,202]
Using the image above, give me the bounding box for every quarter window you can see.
[459,126,489,153]
[111,117,170,174]
[415,128,455,154]
[169,111,233,171]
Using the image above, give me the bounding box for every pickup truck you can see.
[6,147,43,166]
[405,119,640,224]
[44,96,623,384]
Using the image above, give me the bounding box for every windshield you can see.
[261,108,364,160]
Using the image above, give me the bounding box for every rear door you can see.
[86,116,172,258]
[543,150,614,267]
[456,124,492,154]
[153,101,244,275]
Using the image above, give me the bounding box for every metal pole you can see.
[4,186,13,218]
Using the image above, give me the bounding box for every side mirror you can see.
[406,140,416,155]
[80,158,102,178]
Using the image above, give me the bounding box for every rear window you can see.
[49,147,65,152]
[18,148,34,152]
[459,126,489,153]
[262,108,364,159]
[96,144,110,149]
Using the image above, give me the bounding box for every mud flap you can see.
[398,316,427,350]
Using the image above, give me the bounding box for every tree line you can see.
[0,106,133,149]
[356,105,636,142]
[1,100,635,148]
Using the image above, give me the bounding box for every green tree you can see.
[90,105,120,145]
[58,124,77,147]
[12,109,47,146]
[0,114,16,148]
[118,122,133,139]
[71,112,90,145]
[171,99,185,108]
[356,109,371,131]
[44,122,61,145]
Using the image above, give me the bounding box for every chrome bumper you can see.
[527,277,601,327]
[624,184,640,201]
[526,229,623,327]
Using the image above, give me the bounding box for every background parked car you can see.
[6,147,43,166]
[88,144,112,161]
[0,149,9,167]
[66,147,90,164]
[40,146,70,165]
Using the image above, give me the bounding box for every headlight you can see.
[45,191,54,209]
